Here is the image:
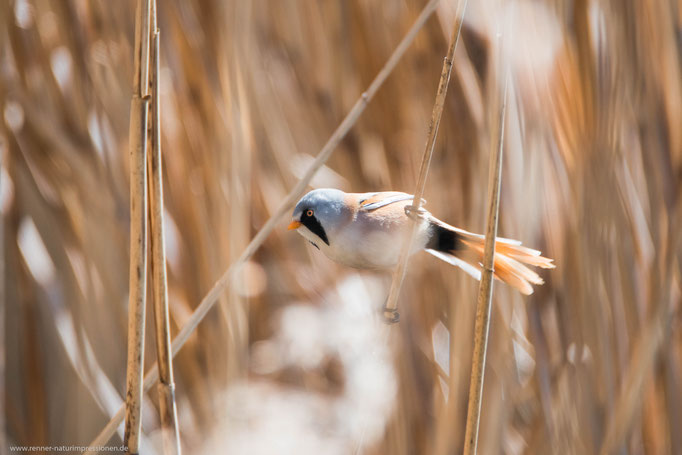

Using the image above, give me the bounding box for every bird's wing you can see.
[358,192,417,211]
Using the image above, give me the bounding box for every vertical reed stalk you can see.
[148,0,182,453]
[124,0,151,453]
[462,73,509,455]
[383,0,469,322]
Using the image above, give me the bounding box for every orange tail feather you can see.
[459,238,555,295]
[427,217,555,294]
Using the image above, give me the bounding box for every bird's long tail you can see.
[425,218,555,295]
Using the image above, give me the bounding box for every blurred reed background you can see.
[2,0,681,454]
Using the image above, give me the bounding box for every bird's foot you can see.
[404,204,427,221]
[380,306,400,324]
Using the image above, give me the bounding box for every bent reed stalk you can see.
[383,0,469,322]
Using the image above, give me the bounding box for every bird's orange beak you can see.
[287,220,302,230]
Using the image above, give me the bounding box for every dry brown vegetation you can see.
[2,0,682,454]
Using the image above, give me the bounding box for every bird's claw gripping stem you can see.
[404,204,427,221]
[381,306,400,324]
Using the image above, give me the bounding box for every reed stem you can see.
[462,73,509,455]
[383,0,469,322]
[123,1,151,453]
[147,0,182,453]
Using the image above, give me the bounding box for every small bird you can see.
[288,188,555,295]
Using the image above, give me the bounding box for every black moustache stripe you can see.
[302,215,329,245]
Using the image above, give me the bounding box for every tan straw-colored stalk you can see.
[147,0,182,453]
[123,0,151,453]
[462,73,509,455]
[383,0,469,323]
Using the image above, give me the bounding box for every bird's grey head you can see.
[289,188,349,246]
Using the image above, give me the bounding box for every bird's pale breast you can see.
[321,198,431,269]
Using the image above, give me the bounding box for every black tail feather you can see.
[426,222,464,253]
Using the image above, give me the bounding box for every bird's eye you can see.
[306,209,314,217]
